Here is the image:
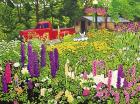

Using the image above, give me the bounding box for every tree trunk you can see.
[35,0,39,22]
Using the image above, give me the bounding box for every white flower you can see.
[48,88,53,92]
[67,71,75,79]
[21,67,29,75]
[13,62,20,68]
[0,66,2,71]
[40,88,47,96]
[35,83,40,87]
[93,74,105,84]
[14,62,20,68]
[136,57,140,62]
[87,73,93,79]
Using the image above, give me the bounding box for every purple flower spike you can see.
[27,43,34,77]
[21,42,25,67]
[2,75,8,93]
[27,80,33,89]
[117,64,124,89]
[49,51,56,78]
[33,52,40,77]
[54,48,59,70]
[41,44,46,67]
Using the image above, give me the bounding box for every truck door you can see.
[35,23,51,39]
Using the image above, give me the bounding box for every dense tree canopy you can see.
[0,0,140,41]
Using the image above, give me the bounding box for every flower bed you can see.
[0,30,140,103]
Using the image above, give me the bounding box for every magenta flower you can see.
[114,92,120,104]
[107,70,112,90]
[82,88,90,96]
[83,71,88,80]
[92,60,97,76]
[4,63,12,84]
[123,90,130,104]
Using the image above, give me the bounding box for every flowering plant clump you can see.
[0,31,140,103]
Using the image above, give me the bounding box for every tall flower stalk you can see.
[116,64,124,89]
[49,51,56,78]
[107,70,112,90]
[54,48,59,70]
[21,42,25,67]
[49,48,59,78]
[2,74,8,93]
[4,63,12,84]
[27,43,34,77]
[40,44,46,67]
[33,52,39,77]
[92,60,97,76]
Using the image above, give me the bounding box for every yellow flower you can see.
[55,91,64,101]
[67,94,74,103]
[65,90,74,103]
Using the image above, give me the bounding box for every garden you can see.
[0,29,140,104]
[0,0,140,104]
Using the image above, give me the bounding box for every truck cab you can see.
[20,21,75,41]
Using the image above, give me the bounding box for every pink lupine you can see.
[123,90,130,104]
[96,82,104,91]
[107,70,112,90]
[95,91,104,97]
[92,60,97,76]
[82,88,90,96]
[131,65,136,84]
[136,85,140,91]
[83,71,88,80]
[131,90,136,97]
[4,63,12,84]
[114,92,120,104]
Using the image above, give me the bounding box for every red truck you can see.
[20,21,75,41]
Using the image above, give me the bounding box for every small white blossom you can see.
[13,62,20,68]
[21,67,29,75]
[40,88,47,96]
[137,57,140,62]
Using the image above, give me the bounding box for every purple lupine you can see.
[21,42,25,67]
[117,65,124,89]
[27,80,33,89]
[54,48,59,70]
[40,44,46,67]
[33,51,39,77]
[27,43,34,77]
[49,51,56,78]
[123,79,128,88]
[2,75,8,93]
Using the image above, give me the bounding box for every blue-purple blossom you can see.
[21,42,25,67]
[2,75,8,93]
[117,64,124,89]
[54,48,59,70]
[27,42,34,77]
[41,44,46,67]
[123,79,128,88]
[27,80,33,89]
[49,51,56,78]
[33,52,40,77]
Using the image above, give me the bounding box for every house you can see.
[74,16,130,33]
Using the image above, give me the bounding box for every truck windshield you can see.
[36,23,49,29]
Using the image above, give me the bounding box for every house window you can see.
[88,21,91,26]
